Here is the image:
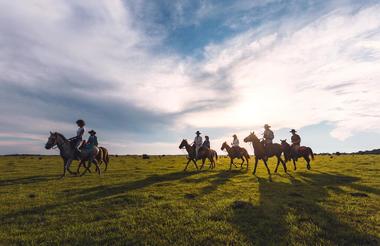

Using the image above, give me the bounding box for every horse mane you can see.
[54,132,68,141]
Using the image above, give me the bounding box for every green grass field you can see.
[0,154,379,245]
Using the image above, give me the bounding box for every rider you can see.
[290,129,301,160]
[202,136,210,149]
[231,134,240,150]
[71,119,86,156]
[86,130,98,147]
[263,124,274,154]
[194,131,202,159]
[85,129,98,155]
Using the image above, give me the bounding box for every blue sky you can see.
[0,0,379,154]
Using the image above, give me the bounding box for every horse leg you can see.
[274,157,280,173]
[240,158,244,169]
[281,157,287,173]
[93,159,100,175]
[80,159,92,177]
[60,159,67,178]
[76,160,83,175]
[193,159,199,170]
[231,158,238,168]
[184,159,191,171]
[305,156,311,170]
[200,158,206,170]
[104,157,108,172]
[293,158,297,170]
[62,159,73,178]
[263,159,271,175]
[253,157,258,175]
[208,157,213,169]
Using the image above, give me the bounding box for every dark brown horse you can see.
[280,139,314,170]
[179,139,218,171]
[244,132,286,175]
[76,146,110,175]
[220,142,250,170]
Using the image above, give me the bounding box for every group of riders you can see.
[70,119,99,157]
[191,124,302,159]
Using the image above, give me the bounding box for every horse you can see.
[179,139,218,171]
[220,142,250,170]
[76,146,110,174]
[243,132,286,175]
[280,139,314,170]
[45,132,100,177]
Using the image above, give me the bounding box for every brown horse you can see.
[280,139,314,170]
[76,146,110,175]
[220,142,250,170]
[244,132,286,175]
[179,139,218,171]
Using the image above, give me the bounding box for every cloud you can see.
[0,1,379,154]
[179,3,380,141]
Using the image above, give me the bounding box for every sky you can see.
[0,0,380,155]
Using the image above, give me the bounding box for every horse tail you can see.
[309,147,314,160]
[103,147,110,163]
[244,149,250,159]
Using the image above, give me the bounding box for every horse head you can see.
[220,141,228,151]
[280,139,288,146]
[244,131,259,143]
[179,139,188,149]
[45,131,57,149]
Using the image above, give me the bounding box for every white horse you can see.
[45,132,100,178]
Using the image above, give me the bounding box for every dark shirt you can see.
[291,134,301,145]
[86,135,98,149]
[202,140,210,149]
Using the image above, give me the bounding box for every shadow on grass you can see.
[228,172,379,245]
[0,175,58,186]
[69,170,202,202]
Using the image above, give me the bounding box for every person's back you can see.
[86,130,98,154]
[290,129,301,159]
[291,134,300,144]
[202,136,210,149]
[194,131,202,158]
[263,124,274,144]
[231,135,239,147]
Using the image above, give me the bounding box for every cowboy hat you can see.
[290,129,297,133]
[88,129,96,134]
[232,134,237,137]
[264,124,271,128]
[195,131,201,135]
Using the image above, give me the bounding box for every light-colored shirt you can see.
[77,127,85,139]
[194,136,202,146]
[264,129,274,140]
[232,138,239,147]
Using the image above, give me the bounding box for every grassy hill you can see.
[0,155,379,245]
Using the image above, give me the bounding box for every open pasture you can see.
[0,155,379,245]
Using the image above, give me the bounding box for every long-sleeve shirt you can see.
[291,134,301,145]
[232,138,239,147]
[194,136,202,147]
[86,135,98,149]
[263,129,274,140]
[202,140,210,149]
